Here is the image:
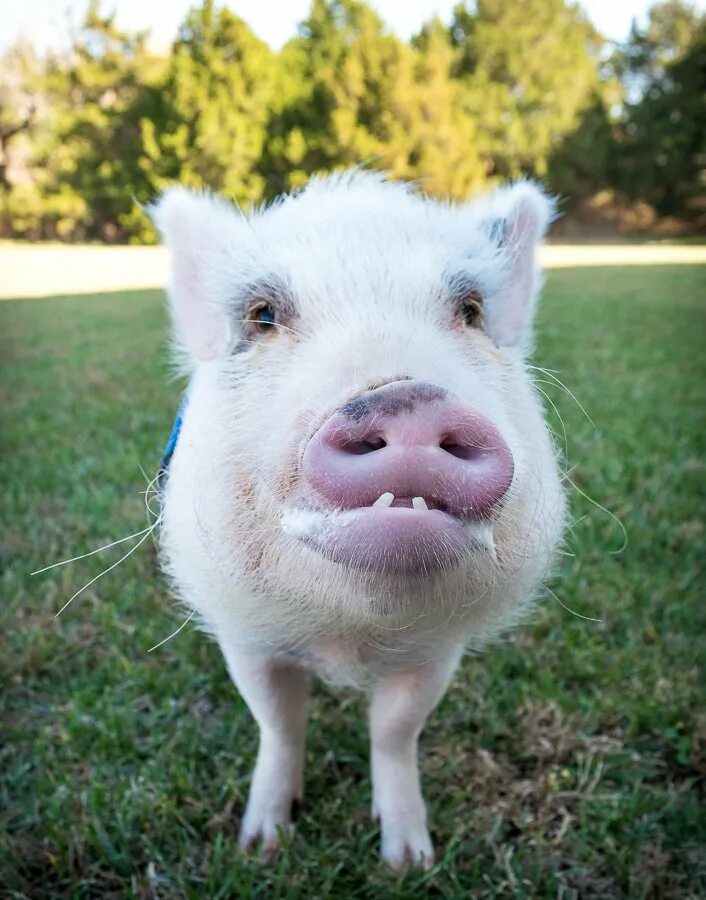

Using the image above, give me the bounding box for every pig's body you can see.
[152,172,566,868]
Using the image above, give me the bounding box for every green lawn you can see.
[1,265,705,898]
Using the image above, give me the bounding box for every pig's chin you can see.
[280,503,497,576]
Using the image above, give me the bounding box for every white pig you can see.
[150,171,566,869]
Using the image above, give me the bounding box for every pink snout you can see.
[303,380,514,520]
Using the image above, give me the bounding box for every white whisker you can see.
[148,609,196,652]
[54,520,160,617]
[137,460,152,486]
[545,584,602,623]
[564,473,628,554]
[526,366,596,429]
[32,526,154,575]
[534,383,568,458]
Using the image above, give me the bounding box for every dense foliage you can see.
[0,0,703,242]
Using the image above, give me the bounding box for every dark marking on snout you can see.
[340,382,447,421]
[364,374,412,393]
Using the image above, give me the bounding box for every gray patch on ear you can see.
[486,217,508,246]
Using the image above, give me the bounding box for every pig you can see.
[150,171,566,870]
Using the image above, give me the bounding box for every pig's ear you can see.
[149,187,241,362]
[479,182,555,353]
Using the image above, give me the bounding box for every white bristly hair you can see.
[149,169,566,674]
[42,170,620,868]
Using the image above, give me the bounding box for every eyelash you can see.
[459,289,483,328]
[243,291,482,338]
[246,301,277,334]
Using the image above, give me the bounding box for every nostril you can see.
[304,388,515,518]
[439,438,484,462]
[341,436,387,455]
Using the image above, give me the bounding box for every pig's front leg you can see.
[369,649,461,870]
[221,649,309,857]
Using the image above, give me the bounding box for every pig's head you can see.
[151,173,566,645]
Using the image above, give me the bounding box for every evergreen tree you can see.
[41,2,161,240]
[0,41,46,237]
[617,3,706,217]
[263,0,418,193]
[0,0,703,240]
[265,1,488,199]
[618,0,701,98]
[450,0,601,179]
[408,19,487,197]
[141,0,278,211]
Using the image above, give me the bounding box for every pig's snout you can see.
[302,380,514,520]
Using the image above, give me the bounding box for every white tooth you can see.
[467,522,497,561]
[373,491,394,508]
[412,496,428,510]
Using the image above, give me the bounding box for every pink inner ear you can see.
[171,248,230,362]
[170,239,230,362]
[152,187,236,363]
[504,204,538,339]
[487,194,544,349]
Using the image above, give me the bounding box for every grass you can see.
[1,264,705,898]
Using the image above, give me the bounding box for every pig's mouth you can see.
[280,491,498,576]
[280,378,513,575]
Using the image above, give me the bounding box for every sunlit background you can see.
[1,2,704,897]
[1,0,704,244]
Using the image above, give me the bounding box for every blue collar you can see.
[157,394,187,491]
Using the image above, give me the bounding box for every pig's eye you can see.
[459,289,484,329]
[246,301,277,333]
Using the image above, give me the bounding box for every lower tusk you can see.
[373,492,395,508]
[412,497,428,510]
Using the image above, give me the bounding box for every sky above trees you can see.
[3,0,705,54]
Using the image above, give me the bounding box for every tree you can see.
[616,3,706,217]
[407,19,487,197]
[0,41,46,238]
[262,0,419,193]
[0,43,39,192]
[449,0,602,180]
[264,1,489,199]
[140,0,278,212]
[36,2,162,240]
[618,0,701,99]
[2,0,703,241]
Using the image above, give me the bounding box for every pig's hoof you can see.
[237,798,299,859]
[237,819,289,859]
[380,821,435,871]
